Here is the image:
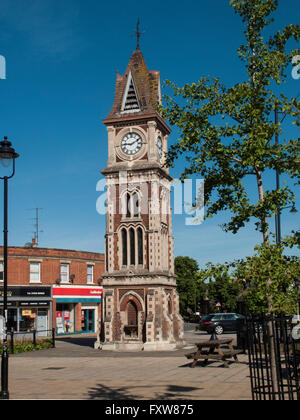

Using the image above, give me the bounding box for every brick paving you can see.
[7,328,252,400]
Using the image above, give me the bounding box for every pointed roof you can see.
[104,48,169,132]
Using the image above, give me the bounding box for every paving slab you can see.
[6,327,252,400]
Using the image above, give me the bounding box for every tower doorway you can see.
[124,300,138,339]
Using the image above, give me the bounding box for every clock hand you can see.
[123,138,134,145]
[127,139,139,147]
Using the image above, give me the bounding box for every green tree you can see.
[235,242,300,315]
[174,256,203,316]
[162,0,300,244]
[200,262,243,312]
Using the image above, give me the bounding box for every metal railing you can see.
[6,328,55,354]
[245,315,300,400]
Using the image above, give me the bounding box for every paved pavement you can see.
[7,325,252,400]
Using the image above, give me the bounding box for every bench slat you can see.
[185,349,243,362]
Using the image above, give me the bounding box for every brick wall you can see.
[0,246,105,286]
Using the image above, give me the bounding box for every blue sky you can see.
[0,0,299,268]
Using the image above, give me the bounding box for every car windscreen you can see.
[222,314,235,320]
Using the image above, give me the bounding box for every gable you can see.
[121,72,140,113]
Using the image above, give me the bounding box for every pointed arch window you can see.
[129,228,135,266]
[132,192,139,217]
[122,228,127,266]
[120,225,144,269]
[137,227,143,265]
[124,191,140,219]
[126,193,131,218]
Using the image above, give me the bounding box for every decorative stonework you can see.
[99,46,184,351]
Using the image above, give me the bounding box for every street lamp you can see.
[275,203,298,245]
[0,137,19,400]
[274,105,298,245]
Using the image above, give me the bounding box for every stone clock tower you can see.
[99,41,184,350]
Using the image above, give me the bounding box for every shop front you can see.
[0,286,52,337]
[52,285,102,335]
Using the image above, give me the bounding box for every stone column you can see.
[107,126,116,166]
[147,121,157,161]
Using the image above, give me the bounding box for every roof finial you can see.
[135,18,143,50]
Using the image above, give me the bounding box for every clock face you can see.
[121,132,143,155]
[157,136,162,157]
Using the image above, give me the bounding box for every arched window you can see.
[124,191,140,219]
[127,300,138,326]
[120,225,144,268]
[132,192,139,217]
[129,228,135,265]
[122,228,127,266]
[137,227,143,265]
[126,193,131,218]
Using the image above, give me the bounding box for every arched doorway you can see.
[124,300,138,338]
[127,300,138,326]
[120,295,143,340]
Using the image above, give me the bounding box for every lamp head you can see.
[0,137,19,168]
[290,204,298,214]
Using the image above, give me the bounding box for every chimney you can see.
[32,238,38,248]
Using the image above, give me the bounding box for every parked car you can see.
[198,313,245,335]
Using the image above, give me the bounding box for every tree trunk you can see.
[255,169,279,397]
[255,169,269,244]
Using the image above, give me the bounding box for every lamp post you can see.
[0,137,19,400]
[275,204,298,245]
[274,104,298,245]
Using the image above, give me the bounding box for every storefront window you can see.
[19,308,37,332]
[56,303,74,334]
[1,306,49,333]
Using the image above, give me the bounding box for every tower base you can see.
[96,339,185,352]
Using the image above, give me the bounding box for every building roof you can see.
[103,48,163,125]
[0,246,104,261]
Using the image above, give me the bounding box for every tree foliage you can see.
[235,242,300,315]
[200,262,244,312]
[174,256,203,315]
[162,0,300,243]
[175,243,300,316]
[175,257,244,315]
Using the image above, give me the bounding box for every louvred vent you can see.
[123,79,140,111]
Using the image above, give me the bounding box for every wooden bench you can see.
[185,338,243,368]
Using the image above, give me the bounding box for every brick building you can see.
[0,245,104,336]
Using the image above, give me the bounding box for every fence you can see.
[245,315,300,400]
[6,329,56,354]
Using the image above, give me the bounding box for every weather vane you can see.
[134,19,145,50]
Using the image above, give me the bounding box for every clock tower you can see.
[99,41,184,350]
